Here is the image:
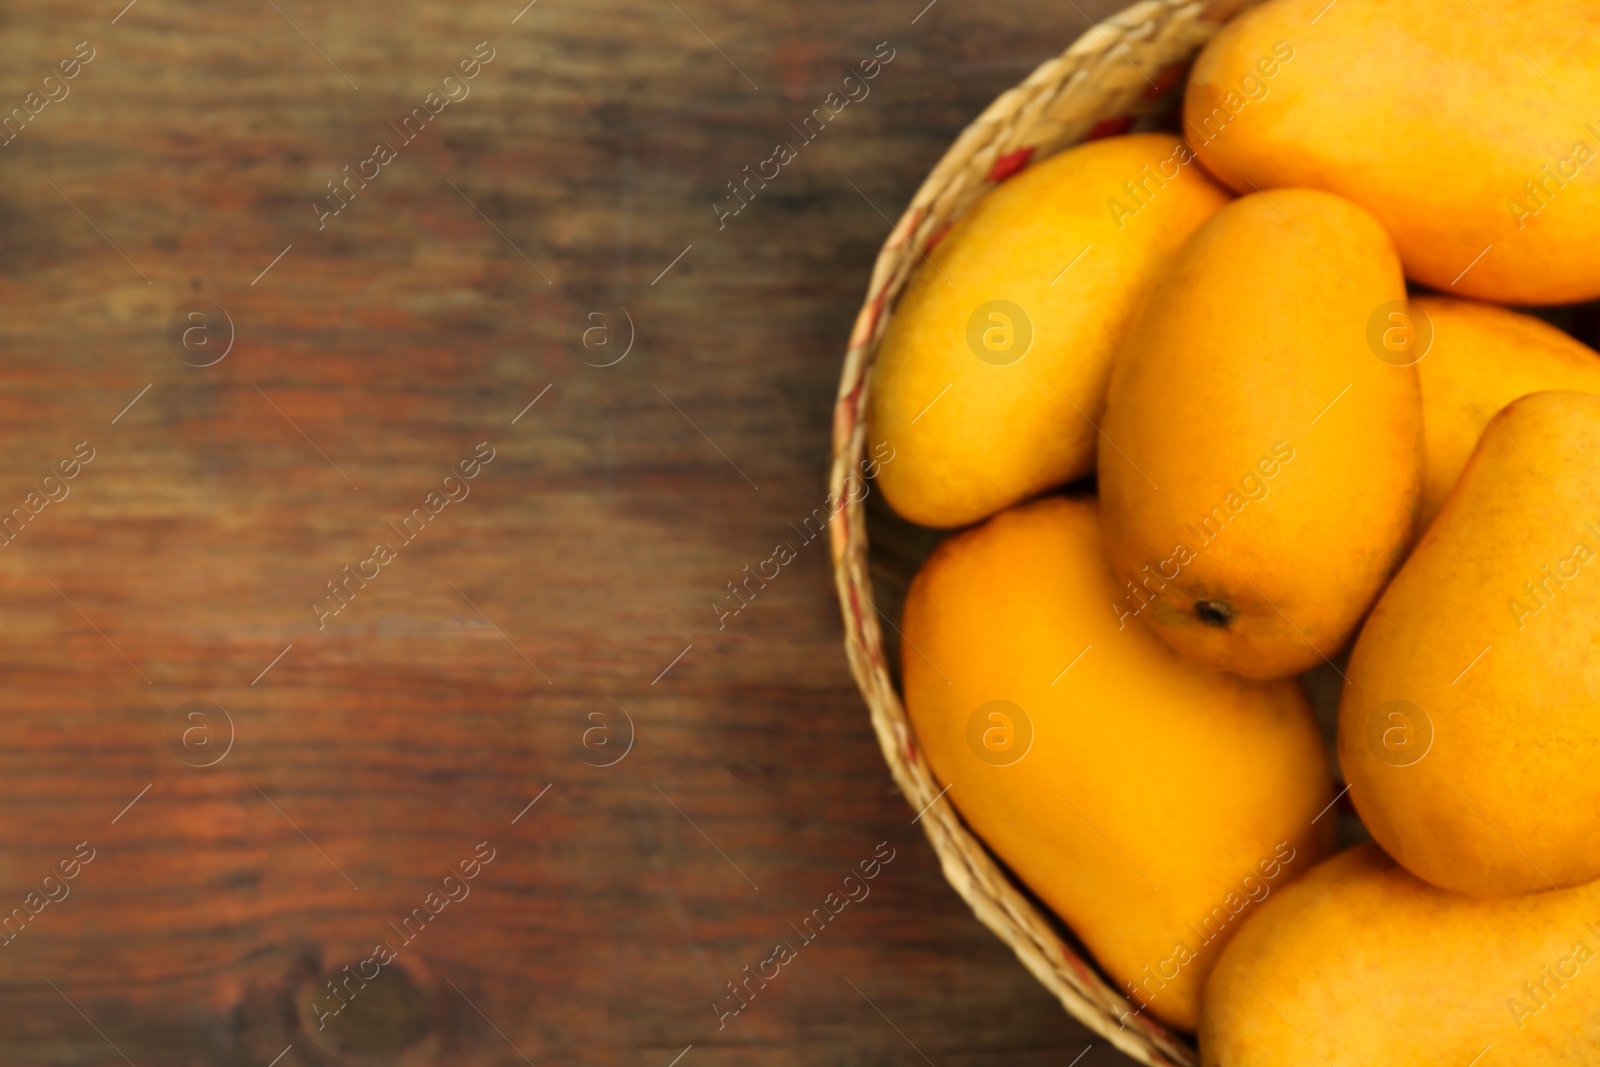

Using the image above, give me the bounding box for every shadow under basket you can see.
[827,3,1269,1064]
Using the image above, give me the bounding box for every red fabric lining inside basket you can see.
[1085,114,1134,140]
[986,145,1035,183]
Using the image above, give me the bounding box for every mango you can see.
[901,495,1332,1030]
[1339,390,1600,895]
[870,134,1229,528]
[1098,189,1421,679]
[1185,0,1600,305]
[1201,843,1600,1066]
[1412,297,1600,533]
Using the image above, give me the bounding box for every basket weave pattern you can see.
[828,3,1257,1063]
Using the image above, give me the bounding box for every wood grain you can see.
[0,0,1144,1063]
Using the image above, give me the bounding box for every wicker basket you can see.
[828,3,1265,1063]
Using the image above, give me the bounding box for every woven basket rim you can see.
[826,3,1258,1063]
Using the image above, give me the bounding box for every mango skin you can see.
[901,496,1332,1031]
[870,134,1229,528]
[1185,0,1600,305]
[1099,189,1421,679]
[1414,297,1600,533]
[1339,391,1600,895]
[1201,843,1600,1066]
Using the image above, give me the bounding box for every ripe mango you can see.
[870,134,1229,528]
[901,496,1332,1030]
[1098,189,1421,679]
[1339,390,1600,895]
[1185,0,1600,305]
[1201,843,1600,1066]
[1412,297,1600,533]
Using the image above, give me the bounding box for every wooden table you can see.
[0,0,1139,1062]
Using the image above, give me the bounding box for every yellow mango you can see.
[1202,843,1600,1066]
[1339,390,1600,895]
[1185,0,1600,305]
[1413,297,1600,533]
[902,496,1331,1030]
[1098,189,1421,679]
[870,134,1229,528]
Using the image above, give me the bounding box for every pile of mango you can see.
[870,1,1600,1062]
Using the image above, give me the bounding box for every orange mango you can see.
[870,134,1228,528]
[1186,0,1600,304]
[902,496,1332,1029]
[1099,189,1421,679]
[1339,391,1600,895]
[1203,844,1600,1065]
[1412,297,1600,533]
